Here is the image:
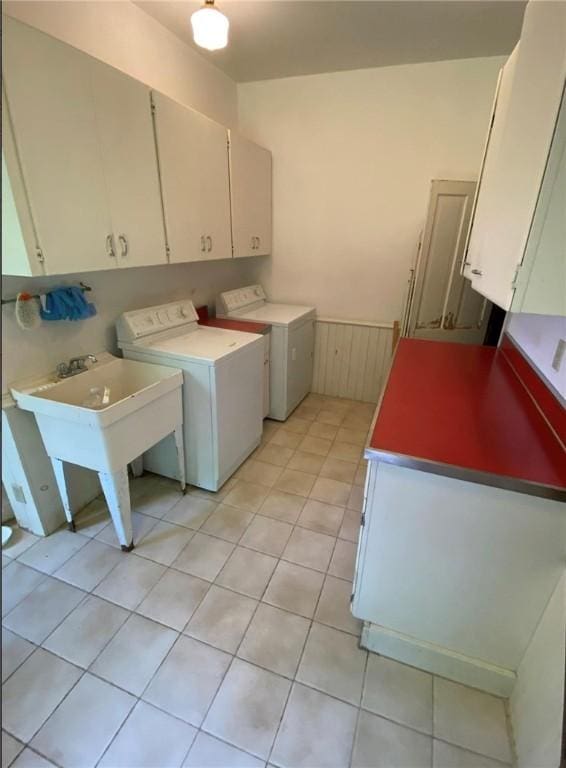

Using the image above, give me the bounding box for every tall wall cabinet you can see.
[2,16,167,275]
[152,92,233,263]
[2,16,272,277]
[229,132,272,259]
[463,1,566,313]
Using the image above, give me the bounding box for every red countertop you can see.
[196,306,270,335]
[367,338,566,500]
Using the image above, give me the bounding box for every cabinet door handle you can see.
[256,236,261,250]
[250,237,255,250]
[200,236,206,252]
[118,234,128,258]
[471,269,483,276]
[106,234,116,259]
[207,236,212,252]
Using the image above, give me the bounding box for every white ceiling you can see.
[135,0,525,83]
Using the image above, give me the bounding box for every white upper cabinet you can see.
[152,92,232,263]
[464,46,518,282]
[511,86,566,316]
[89,61,167,269]
[2,86,41,277]
[3,17,113,275]
[229,132,272,259]
[2,17,272,275]
[2,17,167,276]
[464,1,566,310]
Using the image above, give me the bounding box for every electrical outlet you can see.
[551,339,565,372]
[291,348,297,361]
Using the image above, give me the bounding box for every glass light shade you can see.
[191,5,229,51]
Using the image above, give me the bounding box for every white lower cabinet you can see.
[463,1,566,310]
[152,92,232,263]
[352,462,565,697]
[229,131,272,258]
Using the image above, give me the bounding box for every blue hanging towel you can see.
[40,286,97,322]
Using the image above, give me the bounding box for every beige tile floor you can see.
[2,393,515,768]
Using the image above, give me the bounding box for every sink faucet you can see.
[56,354,98,379]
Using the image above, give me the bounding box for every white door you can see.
[229,132,272,258]
[465,2,566,309]
[2,17,114,275]
[90,61,167,268]
[152,92,232,263]
[407,180,489,344]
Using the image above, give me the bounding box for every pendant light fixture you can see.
[191,0,229,51]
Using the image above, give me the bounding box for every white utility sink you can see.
[11,352,186,550]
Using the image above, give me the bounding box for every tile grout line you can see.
[3,657,513,768]
[3,556,357,684]
[8,398,515,767]
[347,649,371,768]
[264,539,334,767]
[7,583,512,768]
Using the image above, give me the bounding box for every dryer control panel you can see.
[217,285,266,315]
[116,300,199,342]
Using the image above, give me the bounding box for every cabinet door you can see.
[89,61,167,268]
[2,17,114,275]
[512,85,566,316]
[152,92,232,263]
[2,87,41,277]
[229,132,272,258]
[464,49,517,282]
[464,2,566,309]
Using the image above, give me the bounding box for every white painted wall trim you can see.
[312,319,393,403]
[361,621,517,697]
[316,317,394,330]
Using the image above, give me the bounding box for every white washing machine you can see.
[117,300,264,491]
[217,285,316,421]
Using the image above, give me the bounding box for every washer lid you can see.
[142,326,262,364]
[231,303,316,327]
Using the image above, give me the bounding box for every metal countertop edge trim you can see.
[363,447,566,503]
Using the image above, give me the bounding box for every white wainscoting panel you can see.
[312,318,394,403]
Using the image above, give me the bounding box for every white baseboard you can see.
[361,621,516,697]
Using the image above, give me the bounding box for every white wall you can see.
[510,571,565,768]
[3,1,237,127]
[238,56,505,323]
[506,313,566,401]
[1,259,262,389]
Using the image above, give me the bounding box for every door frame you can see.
[405,179,490,344]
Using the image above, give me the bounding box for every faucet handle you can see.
[56,362,70,378]
[69,354,97,369]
